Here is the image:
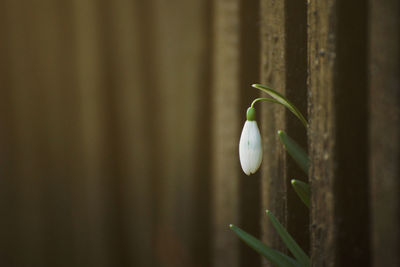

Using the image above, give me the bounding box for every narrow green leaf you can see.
[229,224,299,267]
[278,130,309,175]
[252,84,308,128]
[291,179,310,208]
[266,211,310,267]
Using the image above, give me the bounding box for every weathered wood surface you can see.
[283,0,309,258]
[369,0,400,266]
[308,0,370,266]
[259,1,288,262]
[260,1,308,266]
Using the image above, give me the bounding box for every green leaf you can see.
[252,84,308,128]
[278,130,309,175]
[229,224,299,267]
[291,179,310,208]
[266,211,310,267]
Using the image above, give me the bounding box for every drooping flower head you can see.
[239,107,263,175]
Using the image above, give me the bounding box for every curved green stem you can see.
[251,98,282,108]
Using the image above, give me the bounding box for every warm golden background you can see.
[0,0,214,266]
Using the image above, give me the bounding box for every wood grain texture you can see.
[369,0,400,266]
[260,1,308,266]
[260,2,288,264]
[283,0,309,257]
[308,0,370,266]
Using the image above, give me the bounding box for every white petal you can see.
[239,121,263,175]
[239,121,251,175]
[247,122,263,173]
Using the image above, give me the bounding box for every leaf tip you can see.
[277,130,284,136]
[291,179,296,185]
[252,84,265,90]
[265,209,270,214]
[229,224,234,229]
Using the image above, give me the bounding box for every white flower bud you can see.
[239,120,263,175]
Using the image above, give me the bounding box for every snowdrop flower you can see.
[239,107,263,175]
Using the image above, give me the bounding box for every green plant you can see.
[232,84,310,267]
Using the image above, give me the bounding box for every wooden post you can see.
[260,1,288,260]
[260,1,308,266]
[308,0,370,265]
[283,0,309,256]
[369,0,400,266]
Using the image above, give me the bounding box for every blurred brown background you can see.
[0,0,214,266]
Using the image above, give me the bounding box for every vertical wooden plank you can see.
[369,0,400,266]
[259,1,288,263]
[308,0,370,266]
[212,0,240,266]
[260,1,309,266]
[308,1,336,264]
[238,0,261,266]
[284,0,309,256]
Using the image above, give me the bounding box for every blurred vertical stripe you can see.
[0,0,212,266]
